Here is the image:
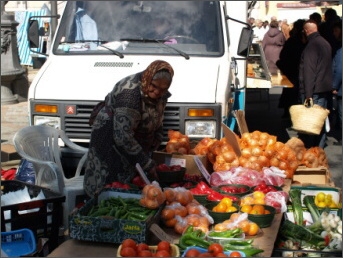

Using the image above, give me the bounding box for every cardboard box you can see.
[292,166,332,186]
[69,188,161,244]
[290,185,342,208]
[152,151,213,176]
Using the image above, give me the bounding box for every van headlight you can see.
[34,116,61,129]
[185,120,216,138]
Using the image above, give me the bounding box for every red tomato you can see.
[229,251,242,257]
[138,250,153,257]
[185,248,201,257]
[216,252,228,257]
[136,243,149,252]
[155,250,171,257]
[120,247,137,257]
[208,243,224,256]
[157,241,171,252]
[121,239,137,249]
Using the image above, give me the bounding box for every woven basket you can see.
[289,100,329,135]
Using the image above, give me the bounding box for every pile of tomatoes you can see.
[184,243,242,257]
[119,239,172,257]
[252,182,279,194]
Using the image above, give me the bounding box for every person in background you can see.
[84,60,174,197]
[276,19,307,118]
[263,20,269,31]
[298,20,332,148]
[309,12,322,27]
[332,20,342,145]
[262,20,286,75]
[248,17,256,28]
[280,19,290,40]
[319,8,341,57]
[253,19,267,42]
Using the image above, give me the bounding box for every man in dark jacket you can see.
[298,20,332,148]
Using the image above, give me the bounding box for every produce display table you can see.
[48,180,292,257]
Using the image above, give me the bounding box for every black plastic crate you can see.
[1,180,65,252]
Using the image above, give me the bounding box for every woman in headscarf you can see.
[84,60,174,197]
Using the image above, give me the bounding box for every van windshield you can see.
[54,1,224,57]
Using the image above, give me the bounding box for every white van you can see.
[28,1,253,172]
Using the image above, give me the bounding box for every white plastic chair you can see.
[13,125,89,230]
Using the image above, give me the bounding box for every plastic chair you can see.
[13,125,89,230]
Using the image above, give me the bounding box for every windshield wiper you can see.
[62,40,124,58]
[120,38,190,60]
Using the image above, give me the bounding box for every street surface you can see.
[1,70,342,187]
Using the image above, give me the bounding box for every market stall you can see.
[3,129,341,257]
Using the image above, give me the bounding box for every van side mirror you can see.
[28,19,40,48]
[237,27,254,57]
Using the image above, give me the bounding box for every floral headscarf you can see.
[141,60,174,95]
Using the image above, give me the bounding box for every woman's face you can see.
[147,78,170,99]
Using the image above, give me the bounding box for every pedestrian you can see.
[332,20,342,145]
[309,12,322,27]
[83,60,174,197]
[276,19,306,118]
[263,20,269,31]
[280,19,290,40]
[318,8,340,57]
[253,19,267,42]
[262,20,286,75]
[298,20,332,148]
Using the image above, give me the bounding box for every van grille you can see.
[64,104,94,140]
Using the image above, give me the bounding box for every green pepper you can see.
[90,207,111,217]
[208,228,243,238]
[239,248,264,256]
[127,212,148,221]
[179,232,211,250]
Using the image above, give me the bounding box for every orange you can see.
[213,223,227,232]
[238,219,250,234]
[240,204,252,214]
[215,202,227,213]
[229,213,241,221]
[251,204,265,215]
[264,209,271,214]
[221,197,233,207]
[247,222,259,236]
[226,206,238,212]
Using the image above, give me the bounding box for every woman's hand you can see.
[147,166,158,181]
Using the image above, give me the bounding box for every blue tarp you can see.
[15,9,48,66]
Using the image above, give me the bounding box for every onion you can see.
[251,146,263,156]
[278,161,288,170]
[177,147,188,154]
[258,155,270,167]
[248,138,258,146]
[270,157,280,167]
[216,154,226,164]
[241,148,252,158]
[222,151,236,163]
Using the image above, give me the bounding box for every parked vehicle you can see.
[27,1,254,171]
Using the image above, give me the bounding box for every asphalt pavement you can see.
[1,70,342,187]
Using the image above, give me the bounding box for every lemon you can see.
[317,201,326,208]
[253,191,265,200]
[329,201,338,208]
[316,192,326,202]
